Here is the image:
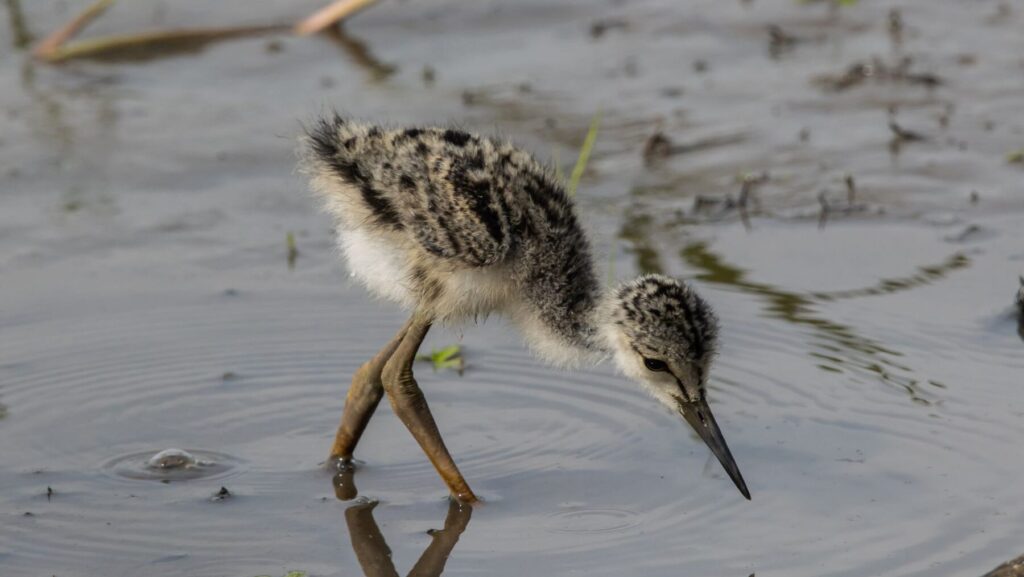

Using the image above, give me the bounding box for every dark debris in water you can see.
[210,486,232,501]
[642,130,746,166]
[943,224,992,244]
[888,119,927,143]
[589,18,628,39]
[422,65,436,86]
[814,56,943,92]
[767,25,803,59]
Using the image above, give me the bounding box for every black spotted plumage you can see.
[303,115,599,346]
[301,116,718,362]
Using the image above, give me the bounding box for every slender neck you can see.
[520,262,611,359]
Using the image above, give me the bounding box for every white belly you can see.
[340,228,417,308]
[338,227,514,320]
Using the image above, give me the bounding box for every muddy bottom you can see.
[2,1,1023,576]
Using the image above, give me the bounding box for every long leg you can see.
[381,316,478,503]
[329,317,415,463]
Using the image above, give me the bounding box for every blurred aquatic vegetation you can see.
[286,232,299,270]
[680,241,969,405]
[814,56,943,93]
[4,0,33,49]
[618,210,664,275]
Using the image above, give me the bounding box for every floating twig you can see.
[295,0,381,37]
[38,24,288,63]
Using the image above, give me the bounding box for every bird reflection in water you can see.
[342,497,472,577]
[334,465,471,577]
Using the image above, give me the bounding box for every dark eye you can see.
[643,358,668,372]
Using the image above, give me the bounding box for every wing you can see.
[306,117,525,268]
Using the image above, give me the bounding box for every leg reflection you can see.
[344,499,473,577]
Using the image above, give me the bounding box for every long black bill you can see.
[679,398,750,500]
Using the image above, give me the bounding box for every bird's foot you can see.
[327,456,362,501]
[332,465,358,501]
[326,454,359,472]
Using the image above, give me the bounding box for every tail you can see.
[299,114,401,227]
[299,113,372,196]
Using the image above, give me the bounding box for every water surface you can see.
[2,1,1023,576]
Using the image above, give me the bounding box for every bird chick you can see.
[301,116,749,501]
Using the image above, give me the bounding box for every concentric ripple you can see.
[103,449,241,482]
[544,508,641,534]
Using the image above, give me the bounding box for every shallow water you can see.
[2,1,1024,576]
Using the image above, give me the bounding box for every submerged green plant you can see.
[567,112,602,197]
[416,344,465,374]
[1007,148,1024,164]
[286,231,299,268]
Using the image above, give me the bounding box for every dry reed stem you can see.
[294,0,381,36]
[33,0,115,60]
[39,24,289,63]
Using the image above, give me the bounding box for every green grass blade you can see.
[568,112,601,197]
[435,344,461,363]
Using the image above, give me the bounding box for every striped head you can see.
[600,274,749,500]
